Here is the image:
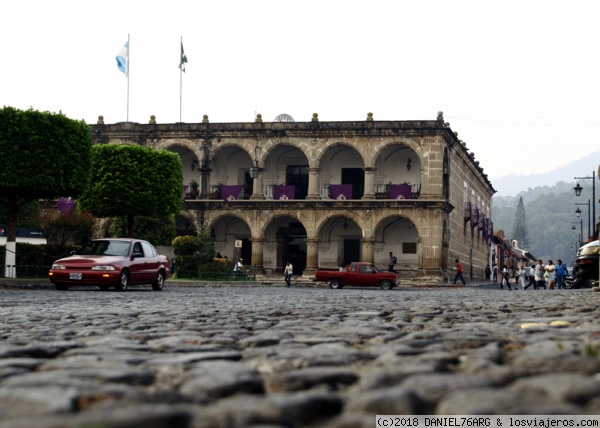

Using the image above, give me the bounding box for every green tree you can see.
[78,144,183,237]
[171,226,216,278]
[109,214,176,246]
[511,196,530,249]
[0,107,92,277]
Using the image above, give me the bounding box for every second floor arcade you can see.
[90,112,494,209]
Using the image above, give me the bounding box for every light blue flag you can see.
[116,41,129,76]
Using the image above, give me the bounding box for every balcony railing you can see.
[375,183,421,199]
[185,183,422,201]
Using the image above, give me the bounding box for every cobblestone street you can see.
[1,284,600,427]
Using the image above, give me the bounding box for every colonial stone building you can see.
[90,111,496,283]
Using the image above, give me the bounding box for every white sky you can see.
[2,0,600,180]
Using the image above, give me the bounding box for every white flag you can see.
[116,41,129,76]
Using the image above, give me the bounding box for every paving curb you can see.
[0,278,490,290]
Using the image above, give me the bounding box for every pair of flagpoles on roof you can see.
[115,35,189,123]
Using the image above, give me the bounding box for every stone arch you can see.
[314,212,364,268]
[262,213,308,275]
[373,213,420,273]
[314,140,363,164]
[370,138,423,168]
[156,139,201,158]
[260,139,306,167]
[313,210,364,238]
[205,211,253,263]
[204,210,252,233]
[260,142,311,199]
[175,211,198,236]
[316,143,366,199]
[373,212,420,234]
[258,211,305,236]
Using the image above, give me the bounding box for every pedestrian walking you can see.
[555,259,568,290]
[453,259,466,287]
[284,261,293,288]
[524,264,536,289]
[546,260,556,290]
[485,264,491,281]
[516,265,525,290]
[534,259,546,290]
[492,265,498,283]
[501,265,512,290]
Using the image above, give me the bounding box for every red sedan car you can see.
[48,238,170,291]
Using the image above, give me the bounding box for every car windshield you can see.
[77,240,131,257]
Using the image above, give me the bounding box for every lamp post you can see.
[199,138,212,199]
[571,220,583,249]
[575,200,591,242]
[573,171,597,238]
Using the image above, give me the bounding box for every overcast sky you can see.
[2,0,599,182]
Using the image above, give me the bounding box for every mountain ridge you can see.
[491,150,600,197]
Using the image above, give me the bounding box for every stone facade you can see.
[90,112,495,283]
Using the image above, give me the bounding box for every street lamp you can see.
[574,171,597,238]
[575,200,591,242]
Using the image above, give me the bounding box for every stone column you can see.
[199,167,211,198]
[361,238,375,264]
[250,238,264,273]
[362,167,376,200]
[417,210,445,282]
[303,238,319,277]
[305,168,321,200]
[250,172,265,199]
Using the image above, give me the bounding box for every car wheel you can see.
[380,280,393,290]
[572,277,585,289]
[152,271,165,291]
[55,284,69,291]
[329,278,342,289]
[115,271,129,292]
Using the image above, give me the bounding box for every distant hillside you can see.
[491,181,597,264]
[492,150,600,196]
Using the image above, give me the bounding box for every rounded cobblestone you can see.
[1,285,600,426]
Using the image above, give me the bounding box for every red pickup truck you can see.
[314,262,400,289]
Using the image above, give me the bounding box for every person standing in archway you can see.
[388,251,397,273]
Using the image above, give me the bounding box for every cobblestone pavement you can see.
[1,284,600,427]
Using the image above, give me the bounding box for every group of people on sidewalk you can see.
[454,258,570,290]
[491,258,568,290]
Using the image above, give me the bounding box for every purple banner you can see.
[330,184,353,200]
[273,185,295,200]
[220,185,243,201]
[58,197,76,214]
[388,184,412,200]
[482,215,488,240]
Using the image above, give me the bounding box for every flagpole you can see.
[179,36,183,122]
[127,34,130,122]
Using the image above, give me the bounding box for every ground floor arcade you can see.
[174,202,476,283]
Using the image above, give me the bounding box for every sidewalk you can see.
[0,277,495,289]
